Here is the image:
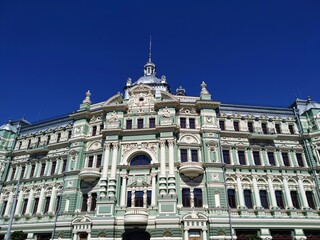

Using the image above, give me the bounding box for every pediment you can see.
[103,93,123,106]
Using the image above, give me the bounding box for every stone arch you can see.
[179,134,201,145]
[87,141,102,151]
[122,148,157,165]
[103,92,123,106]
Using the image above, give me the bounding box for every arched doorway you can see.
[123,231,150,240]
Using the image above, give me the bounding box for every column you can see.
[236,175,245,208]
[267,176,278,208]
[36,187,45,214]
[168,139,175,176]
[151,172,157,206]
[190,189,195,208]
[4,192,13,217]
[48,185,57,214]
[120,174,127,207]
[14,189,23,217]
[184,229,188,240]
[202,230,208,240]
[298,177,309,208]
[159,140,166,176]
[100,143,111,197]
[25,188,34,216]
[252,176,262,208]
[283,177,293,208]
[233,149,239,165]
[143,189,147,208]
[110,143,119,179]
[72,233,78,240]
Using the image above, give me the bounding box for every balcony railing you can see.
[124,207,148,224]
[179,162,204,177]
[78,167,101,182]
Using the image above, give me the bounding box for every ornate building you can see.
[1,56,320,240]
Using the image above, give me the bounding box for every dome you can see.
[135,75,162,85]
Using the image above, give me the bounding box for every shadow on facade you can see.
[122,226,150,240]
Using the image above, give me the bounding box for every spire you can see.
[83,90,91,104]
[144,37,156,76]
[149,35,152,63]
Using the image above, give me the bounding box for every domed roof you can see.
[135,75,162,84]
[0,123,17,133]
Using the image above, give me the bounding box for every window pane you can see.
[275,123,281,134]
[253,151,261,165]
[88,156,94,167]
[81,194,88,212]
[259,190,269,209]
[126,119,132,129]
[275,190,285,209]
[306,191,316,209]
[219,120,225,130]
[244,190,253,208]
[291,191,300,209]
[191,150,198,162]
[248,122,253,133]
[189,118,195,129]
[137,119,144,129]
[282,152,290,166]
[92,126,97,136]
[33,198,39,214]
[1,201,7,216]
[147,190,152,207]
[289,124,294,134]
[180,149,188,162]
[135,191,144,207]
[238,151,246,165]
[234,121,239,131]
[51,161,56,175]
[194,188,203,207]
[262,123,268,134]
[130,155,151,166]
[149,118,155,128]
[96,155,102,167]
[180,118,186,128]
[227,189,236,208]
[182,188,191,207]
[223,150,230,164]
[44,197,50,213]
[268,152,275,166]
[127,191,132,207]
[91,193,97,211]
[296,153,304,167]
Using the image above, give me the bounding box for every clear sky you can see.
[1,1,320,124]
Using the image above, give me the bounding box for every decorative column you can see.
[100,143,111,197]
[267,176,278,209]
[151,172,157,206]
[252,176,262,208]
[143,189,147,208]
[36,187,45,215]
[236,175,245,208]
[202,230,207,240]
[283,177,293,208]
[298,177,309,209]
[120,174,127,207]
[190,189,195,208]
[4,191,14,217]
[159,140,166,176]
[14,188,23,217]
[107,142,119,198]
[168,139,175,176]
[184,229,188,240]
[48,185,57,215]
[25,188,34,217]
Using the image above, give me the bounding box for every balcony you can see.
[124,207,148,224]
[78,167,101,182]
[179,162,204,177]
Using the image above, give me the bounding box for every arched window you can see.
[130,155,151,166]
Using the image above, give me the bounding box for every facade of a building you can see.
[1,57,320,240]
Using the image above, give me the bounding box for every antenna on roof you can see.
[149,35,152,62]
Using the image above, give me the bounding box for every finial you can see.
[83,90,91,104]
[126,78,132,86]
[201,81,209,95]
[176,86,186,96]
[149,35,152,62]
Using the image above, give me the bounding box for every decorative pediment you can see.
[87,141,102,151]
[72,216,92,225]
[103,93,123,106]
[179,134,200,145]
[129,83,154,95]
[182,211,208,221]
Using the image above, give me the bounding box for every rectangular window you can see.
[180,149,188,162]
[275,190,285,209]
[275,123,281,134]
[68,131,72,140]
[282,152,290,166]
[96,155,102,167]
[149,118,155,128]
[51,161,56,175]
[253,151,261,165]
[191,150,198,162]
[135,191,144,207]
[259,190,269,209]
[180,117,186,128]
[46,135,50,145]
[27,139,31,149]
[20,166,25,180]
[21,199,28,215]
[182,188,191,207]
[244,190,253,208]
[306,191,316,209]
[289,124,295,134]
[248,122,253,133]
[18,141,22,150]
[30,164,35,178]
[33,198,39,214]
[296,153,304,167]
[219,120,225,130]
[238,151,246,165]
[88,156,94,167]
[91,193,97,211]
[92,126,97,136]
[234,121,239,131]
[268,152,275,166]
[147,190,152,207]
[137,119,144,129]
[127,191,132,207]
[55,196,61,213]
[57,133,61,142]
[194,188,203,207]
[81,194,88,212]
[291,191,300,209]
[44,197,50,213]
[227,189,237,208]
[223,150,230,164]
[40,163,45,176]
[262,123,268,134]
[62,159,67,172]
[11,167,16,180]
[36,137,41,147]
[1,201,7,216]
[126,119,132,129]
[189,118,195,129]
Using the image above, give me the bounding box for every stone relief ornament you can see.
[159,107,173,125]
[107,111,120,128]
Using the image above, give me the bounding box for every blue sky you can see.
[1,1,320,124]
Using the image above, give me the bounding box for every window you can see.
[238,150,246,165]
[189,118,195,129]
[40,163,45,176]
[1,201,7,216]
[223,150,230,164]
[33,198,39,214]
[268,152,275,166]
[57,133,61,142]
[137,119,144,129]
[11,167,16,180]
[127,191,132,207]
[262,123,268,134]
[253,151,261,165]
[248,122,253,133]
[260,190,269,209]
[234,121,239,131]
[88,156,94,167]
[191,150,198,162]
[20,166,25,180]
[30,164,35,178]
[194,188,203,207]
[126,119,132,129]
[44,197,50,213]
[306,191,316,209]
[68,131,72,140]
[182,188,191,207]
[51,161,56,175]
[149,118,155,128]
[296,153,304,167]
[130,155,151,166]
[289,124,295,134]
[81,194,88,212]
[92,126,97,136]
[62,159,67,172]
[22,199,28,215]
[46,135,51,145]
[219,120,225,130]
[228,189,237,208]
[91,193,97,211]
[18,141,22,150]
[180,149,188,162]
[96,155,102,167]
[147,191,151,207]
[291,191,300,209]
[244,190,253,208]
[275,190,285,209]
[282,152,290,166]
[135,191,144,207]
[275,123,281,134]
[55,196,61,213]
[36,137,41,147]
[27,139,31,149]
[180,117,186,128]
